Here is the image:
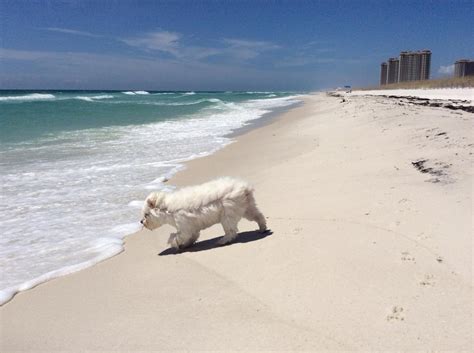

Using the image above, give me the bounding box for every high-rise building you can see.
[380,62,388,85]
[398,51,411,82]
[419,50,431,80]
[387,58,400,84]
[379,50,431,85]
[454,59,474,77]
[398,50,431,82]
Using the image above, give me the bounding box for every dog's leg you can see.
[169,230,197,250]
[190,232,201,244]
[168,232,181,250]
[244,202,267,233]
[219,219,239,245]
[218,201,241,246]
[180,232,200,248]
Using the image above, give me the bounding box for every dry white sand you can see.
[1,93,472,351]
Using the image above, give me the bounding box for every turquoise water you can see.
[0,90,302,304]
[0,90,291,143]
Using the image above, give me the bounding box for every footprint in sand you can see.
[292,227,303,235]
[386,306,405,322]
[419,274,435,287]
[416,232,431,241]
[401,251,416,262]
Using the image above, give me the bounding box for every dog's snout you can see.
[140,219,144,225]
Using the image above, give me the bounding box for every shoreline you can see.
[1,92,472,351]
[226,99,305,138]
[0,94,305,307]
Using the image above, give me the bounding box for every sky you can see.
[0,0,472,91]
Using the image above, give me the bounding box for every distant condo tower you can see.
[380,62,388,85]
[454,59,474,77]
[399,50,431,82]
[380,49,431,85]
[387,58,400,84]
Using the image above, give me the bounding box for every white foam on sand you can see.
[351,88,474,103]
[0,237,125,305]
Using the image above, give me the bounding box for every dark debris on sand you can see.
[411,159,453,184]
[386,95,473,113]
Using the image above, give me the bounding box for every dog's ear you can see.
[146,192,166,210]
[146,193,158,209]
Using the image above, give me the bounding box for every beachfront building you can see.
[380,50,431,85]
[387,58,400,84]
[380,62,388,85]
[454,59,474,77]
[399,50,431,82]
[419,50,431,80]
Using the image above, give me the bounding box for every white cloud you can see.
[222,38,280,50]
[438,64,455,75]
[221,38,280,59]
[120,31,281,62]
[44,27,103,38]
[121,30,181,55]
[120,30,223,60]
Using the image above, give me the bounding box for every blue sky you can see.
[0,0,472,90]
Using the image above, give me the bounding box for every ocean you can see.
[0,90,302,304]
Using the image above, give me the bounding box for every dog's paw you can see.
[217,237,230,246]
[168,233,181,250]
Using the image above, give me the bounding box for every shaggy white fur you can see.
[141,177,267,249]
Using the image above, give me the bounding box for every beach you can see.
[1,92,472,351]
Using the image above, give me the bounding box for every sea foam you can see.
[0,238,124,305]
[0,93,56,102]
[75,95,114,102]
[122,91,150,95]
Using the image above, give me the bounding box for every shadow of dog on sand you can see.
[159,229,272,256]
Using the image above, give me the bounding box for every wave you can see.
[0,237,125,306]
[127,200,144,209]
[165,98,223,106]
[90,95,114,100]
[183,92,196,95]
[122,91,150,95]
[137,98,223,107]
[0,93,56,102]
[75,95,114,102]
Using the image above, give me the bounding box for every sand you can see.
[351,87,474,102]
[1,92,472,351]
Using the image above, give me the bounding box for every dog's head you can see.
[141,192,167,230]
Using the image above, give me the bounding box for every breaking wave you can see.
[0,93,56,102]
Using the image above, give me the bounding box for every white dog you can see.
[141,177,267,249]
